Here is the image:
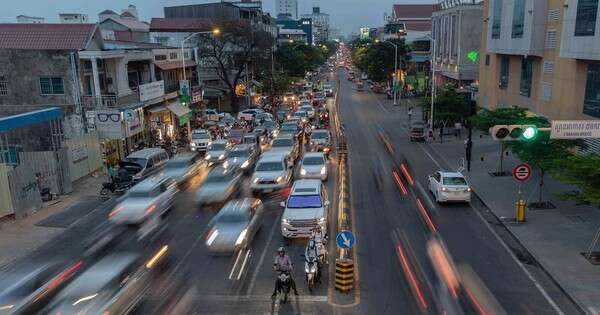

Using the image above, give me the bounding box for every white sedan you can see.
[428,171,471,203]
[299,152,328,181]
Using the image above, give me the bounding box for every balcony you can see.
[82,92,141,109]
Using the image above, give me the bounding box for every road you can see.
[0,68,583,314]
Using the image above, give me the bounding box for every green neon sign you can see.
[467,50,479,63]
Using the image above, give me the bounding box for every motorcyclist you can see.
[311,226,328,264]
[272,247,299,297]
[305,240,321,282]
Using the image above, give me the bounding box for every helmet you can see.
[277,246,285,253]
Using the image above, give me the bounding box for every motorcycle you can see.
[100,179,131,195]
[276,271,291,303]
[304,253,319,291]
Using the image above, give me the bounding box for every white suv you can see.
[190,129,212,152]
[280,179,329,238]
[250,152,293,195]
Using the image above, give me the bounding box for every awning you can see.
[167,102,191,117]
[146,105,168,113]
[155,60,197,71]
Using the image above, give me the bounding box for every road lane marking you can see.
[245,212,281,296]
[229,250,243,280]
[416,138,565,315]
[367,88,390,114]
[183,294,328,303]
[237,249,251,280]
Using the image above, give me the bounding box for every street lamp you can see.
[380,40,399,106]
[423,34,436,128]
[181,28,220,85]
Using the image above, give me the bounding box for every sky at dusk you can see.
[0,0,434,36]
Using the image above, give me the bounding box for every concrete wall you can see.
[65,131,103,182]
[0,49,75,115]
[560,0,600,60]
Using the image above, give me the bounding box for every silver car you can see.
[195,166,243,206]
[164,152,204,184]
[268,135,299,163]
[300,152,329,181]
[204,140,231,165]
[109,176,178,225]
[223,144,259,173]
[205,199,265,254]
[43,252,164,315]
[309,129,332,156]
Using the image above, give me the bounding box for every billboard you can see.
[360,27,370,40]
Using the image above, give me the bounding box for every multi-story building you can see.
[390,4,437,41]
[276,15,313,44]
[16,15,44,24]
[301,7,330,44]
[432,1,483,87]
[98,6,150,42]
[278,29,307,44]
[276,0,298,20]
[59,13,90,23]
[478,0,600,130]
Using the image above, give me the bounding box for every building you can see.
[301,7,330,44]
[98,6,150,42]
[477,0,600,136]
[276,15,313,45]
[276,0,298,19]
[390,4,437,41]
[59,13,89,23]
[16,15,44,24]
[278,28,307,44]
[329,27,341,41]
[431,1,483,87]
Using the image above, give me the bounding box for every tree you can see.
[275,43,307,77]
[551,154,600,206]
[199,20,273,113]
[470,106,530,174]
[509,131,579,207]
[349,39,410,83]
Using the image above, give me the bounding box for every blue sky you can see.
[0,0,433,36]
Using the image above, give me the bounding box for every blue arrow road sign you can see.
[336,230,355,249]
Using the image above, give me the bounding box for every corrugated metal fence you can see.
[65,131,102,182]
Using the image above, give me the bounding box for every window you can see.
[540,81,552,101]
[583,64,600,118]
[543,61,554,73]
[184,52,190,59]
[545,30,557,48]
[39,77,64,95]
[0,76,7,95]
[547,8,560,21]
[154,55,167,61]
[499,56,509,89]
[169,52,178,60]
[512,0,526,38]
[491,0,503,39]
[451,14,458,58]
[519,58,533,97]
[485,54,490,66]
[575,0,599,36]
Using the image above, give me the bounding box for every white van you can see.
[280,179,329,238]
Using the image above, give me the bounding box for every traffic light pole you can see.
[466,125,472,171]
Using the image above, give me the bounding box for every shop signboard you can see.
[139,80,165,102]
[90,109,124,139]
[192,87,202,103]
[124,109,143,137]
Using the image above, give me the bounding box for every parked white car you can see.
[428,171,472,203]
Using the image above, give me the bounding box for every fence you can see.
[19,150,72,196]
[65,131,103,182]
[0,163,43,218]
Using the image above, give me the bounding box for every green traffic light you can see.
[522,126,537,140]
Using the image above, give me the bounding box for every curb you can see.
[472,190,589,315]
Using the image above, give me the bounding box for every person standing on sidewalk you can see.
[454,121,462,139]
[408,107,413,122]
[439,123,444,143]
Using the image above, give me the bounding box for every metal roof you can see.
[0,23,96,50]
[0,107,62,133]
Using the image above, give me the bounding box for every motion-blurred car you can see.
[313,91,326,104]
[250,152,293,195]
[164,152,203,185]
[299,105,315,119]
[43,251,168,315]
[268,135,299,163]
[109,176,178,225]
[223,144,258,172]
[205,140,232,164]
[237,109,263,121]
[227,128,246,145]
[190,129,211,152]
[255,112,273,122]
[283,92,296,104]
[428,171,472,203]
[205,199,265,254]
[262,120,278,138]
[279,122,302,139]
[323,84,333,97]
[300,152,328,181]
[242,134,261,153]
[409,121,426,142]
[309,129,332,155]
[276,110,288,123]
[195,166,243,206]
[0,262,80,315]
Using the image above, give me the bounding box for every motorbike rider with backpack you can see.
[311,226,328,264]
[305,240,321,284]
[272,247,299,298]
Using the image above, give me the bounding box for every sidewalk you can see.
[403,103,600,314]
[0,172,107,268]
